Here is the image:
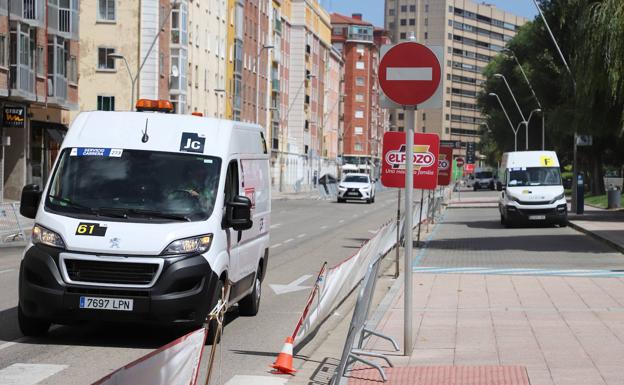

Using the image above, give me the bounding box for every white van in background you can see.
[498,151,567,227]
[18,100,270,341]
[471,167,496,191]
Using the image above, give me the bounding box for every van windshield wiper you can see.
[96,207,191,222]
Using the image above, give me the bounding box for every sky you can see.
[322,1,538,27]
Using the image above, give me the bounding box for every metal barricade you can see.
[332,254,399,384]
[0,202,31,244]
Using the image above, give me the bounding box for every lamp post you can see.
[255,44,274,125]
[494,73,529,150]
[503,49,546,150]
[108,53,136,110]
[489,92,519,151]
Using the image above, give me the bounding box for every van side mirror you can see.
[20,184,42,219]
[225,195,253,231]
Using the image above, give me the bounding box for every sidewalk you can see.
[568,206,624,254]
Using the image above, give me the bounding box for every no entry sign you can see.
[378,42,442,106]
[381,132,440,190]
[456,157,465,168]
[437,146,453,186]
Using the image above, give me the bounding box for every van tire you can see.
[18,305,50,337]
[337,198,345,203]
[206,279,224,345]
[238,268,262,317]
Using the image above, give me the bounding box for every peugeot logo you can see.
[109,238,120,249]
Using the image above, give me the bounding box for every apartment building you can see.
[186,0,227,118]
[1,0,79,200]
[78,0,175,115]
[384,0,526,159]
[331,13,389,176]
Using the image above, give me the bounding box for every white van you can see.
[498,151,567,227]
[17,101,270,340]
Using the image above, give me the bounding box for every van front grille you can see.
[64,259,159,286]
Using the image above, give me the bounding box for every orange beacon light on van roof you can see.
[135,99,174,113]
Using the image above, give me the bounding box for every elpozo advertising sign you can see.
[381,131,440,190]
[3,106,25,128]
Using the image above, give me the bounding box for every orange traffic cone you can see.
[271,336,297,374]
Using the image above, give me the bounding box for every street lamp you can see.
[489,92,519,151]
[255,44,274,125]
[494,73,530,150]
[503,49,546,150]
[108,53,136,110]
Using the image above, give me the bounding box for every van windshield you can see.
[507,167,562,187]
[45,148,222,222]
[476,172,493,179]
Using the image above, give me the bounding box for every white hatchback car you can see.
[337,173,376,203]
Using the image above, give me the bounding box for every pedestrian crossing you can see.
[413,266,624,278]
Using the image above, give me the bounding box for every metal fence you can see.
[0,202,32,244]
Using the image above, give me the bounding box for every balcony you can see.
[9,64,35,99]
[47,0,79,38]
[10,0,44,25]
[347,32,373,42]
[47,73,68,102]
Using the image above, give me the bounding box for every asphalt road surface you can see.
[0,190,400,385]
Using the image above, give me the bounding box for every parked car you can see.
[337,173,375,203]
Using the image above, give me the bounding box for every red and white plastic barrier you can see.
[92,328,206,385]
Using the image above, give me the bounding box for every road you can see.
[0,190,400,385]
[1,189,622,385]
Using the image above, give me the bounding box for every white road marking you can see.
[368,230,378,234]
[271,243,282,249]
[320,225,328,230]
[269,223,282,229]
[0,269,14,275]
[284,238,294,244]
[339,219,345,223]
[297,233,306,238]
[225,375,287,385]
[352,214,358,218]
[387,67,433,81]
[0,363,68,385]
[270,275,313,295]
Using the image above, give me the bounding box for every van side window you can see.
[224,160,239,203]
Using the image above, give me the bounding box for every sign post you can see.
[378,41,442,356]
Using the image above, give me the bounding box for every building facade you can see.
[1,0,79,200]
[186,0,227,118]
[331,13,389,178]
[384,0,526,160]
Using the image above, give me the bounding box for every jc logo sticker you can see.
[180,133,206,153]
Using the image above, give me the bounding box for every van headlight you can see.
[32,224,65,248]
[550,193,565,204]
[162,234,213,255]
[509,195,522,203]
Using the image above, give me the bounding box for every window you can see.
[388,9,395,16]
[355,77,365,86]
[354,126,363,135]
[356,44,365,55]
[356,61,364,70]
[400,5,407,12]
[400,19,406,26]
[69,55,77,82]
[36,45,44,75]
[425,4,429,12]
[400,32,406,39]
[355,93,364,102]
[398,113,404,120]
[355,110,364,118]
[409,19,415,26]
[410,5,416,12]
[97,96,115,111]
[97,47,115,70]
[354,143,363,151]
[97,0,116,21]
[0,35,6,67]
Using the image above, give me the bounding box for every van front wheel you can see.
[18,305,50,337]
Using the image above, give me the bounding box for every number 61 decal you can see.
[75,222,107,236]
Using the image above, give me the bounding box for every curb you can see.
[568,221,624,255]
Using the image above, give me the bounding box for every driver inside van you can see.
[170,165,216,211]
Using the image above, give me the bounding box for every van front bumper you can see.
[503,204,568,223]
[19,244,220,326]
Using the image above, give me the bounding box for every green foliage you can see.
[478,0,624,194]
